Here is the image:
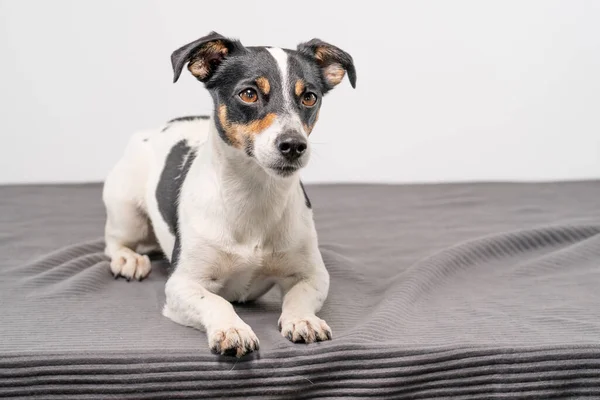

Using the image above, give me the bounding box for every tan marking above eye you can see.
[239,88,258,103]
[255,77,270,95]
[302,92,317,107]
[295,80,306,97]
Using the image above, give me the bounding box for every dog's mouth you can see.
[269,164,300,177]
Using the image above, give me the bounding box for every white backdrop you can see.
[1,0,599,184]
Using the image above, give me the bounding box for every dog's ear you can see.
[171,31,244,83]
[297,39,356,91]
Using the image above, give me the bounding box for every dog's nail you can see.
[326,331,332,340]
[286,332,293,341]
[126,277,131,282]
[277,322,282,332]
[223,348,237,357]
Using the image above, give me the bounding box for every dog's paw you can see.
[208,324,260,358]
[278,314,332,343]
[110,249,151,281]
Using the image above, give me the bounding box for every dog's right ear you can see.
[171,32,244,83]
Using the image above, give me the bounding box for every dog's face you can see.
[171,32,356,178]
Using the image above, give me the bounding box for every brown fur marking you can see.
[312,46,346,87]
[295,80,305,97]
[245,113,276,135]
[314,46,334,63]
[323,64,345,86]
[255,77,270,95]
[303,110,320,136]
[188,41,229,80]
[218,105,240,147]
[218,104,276,148]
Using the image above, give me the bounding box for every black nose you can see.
[276,135,307,161]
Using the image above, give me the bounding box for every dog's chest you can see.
[205,246,290,302]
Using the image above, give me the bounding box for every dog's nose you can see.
[276,135,307,161]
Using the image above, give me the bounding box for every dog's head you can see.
[171,32,356,178]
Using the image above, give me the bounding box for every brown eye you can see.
[239,88,258,103]
[302,92,317,107]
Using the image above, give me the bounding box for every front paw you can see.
[110,249,151,281]
[278,315,332,343]
[208,324,260,358]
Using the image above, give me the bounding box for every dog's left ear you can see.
[171,31,245,83]
[297,39,356,91]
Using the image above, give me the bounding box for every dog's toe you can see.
[279,315,332,344]
[133,255,151,280]
[209,325,259,358]
[110,249,152,281]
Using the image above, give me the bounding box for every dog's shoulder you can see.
[155,139,198,237]
[151,116,211,239]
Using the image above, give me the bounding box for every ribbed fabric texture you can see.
[1,182,600,399]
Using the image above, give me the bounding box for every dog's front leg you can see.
[163,272,259,357]
[278,248,332,343]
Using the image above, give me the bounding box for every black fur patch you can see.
[171,34,356,151]
[300,181,312,209]
[168,115,210,123]
[287,52,323,128]
[156,140,197,262]
[171,236,182,268]
[244,141,255,158]
[209,48,285,146]
[206,47,325,148]
[162,115,210,132]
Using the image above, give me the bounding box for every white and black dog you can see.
[103,32,356,357]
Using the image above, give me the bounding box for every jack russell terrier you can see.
[103,32,356,357]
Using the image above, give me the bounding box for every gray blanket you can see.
[1,182,600,399]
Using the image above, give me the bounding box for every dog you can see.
[102,32,356,357]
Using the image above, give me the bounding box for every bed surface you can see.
[1,182,600,399]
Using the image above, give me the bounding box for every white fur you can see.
[103,116,330,357]
[266,47,310,138]
[253,114,311,176]
[267,48,292,111]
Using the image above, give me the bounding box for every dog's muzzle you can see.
[270,133,307,176]
[276,133,307,162]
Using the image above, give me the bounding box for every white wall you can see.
[1,0,599,184]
